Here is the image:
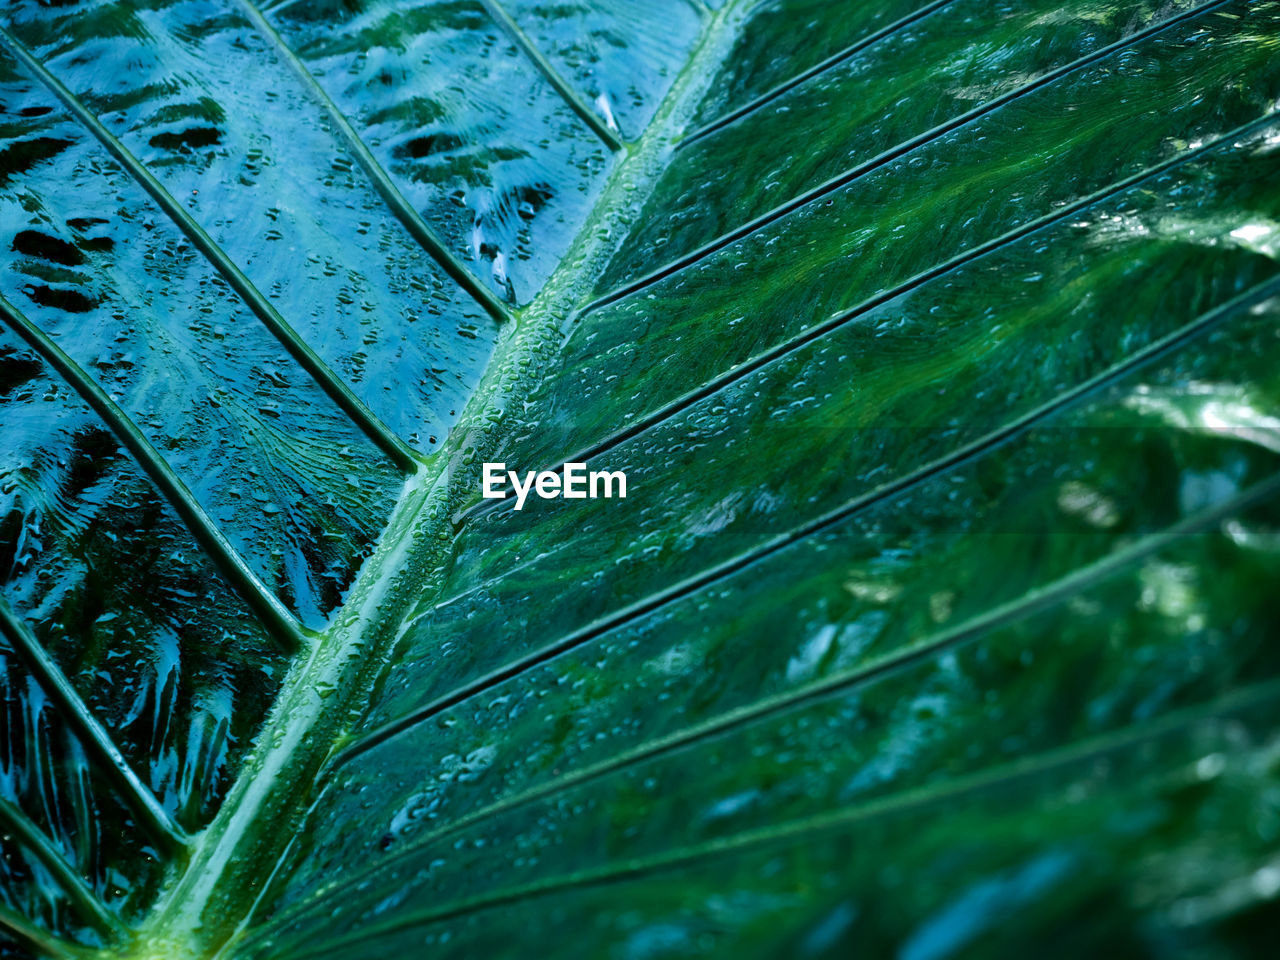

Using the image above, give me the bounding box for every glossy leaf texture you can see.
[1,0,1279,959]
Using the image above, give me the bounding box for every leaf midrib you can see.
[126,4,753,956]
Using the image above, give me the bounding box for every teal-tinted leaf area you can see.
[496,0,704,140]
[0,329,288,816]
[0,54,403,627]
[261,0,616,304]
[2,0,499,451]
[0,325,287,926]
[4,1,1280,959]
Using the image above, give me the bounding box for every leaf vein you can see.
[234,0,516,326]
[582,0,1235,315]
[0,599,188,857]
[458,111,1279,523]
[477,0,626,153]
[0,795,123,938]
[0,295,304,656]
[0,25,420,473]
[286,668,1280,950]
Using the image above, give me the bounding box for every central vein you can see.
[125,3,752,957]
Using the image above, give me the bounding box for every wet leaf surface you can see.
[1,2,1279,959]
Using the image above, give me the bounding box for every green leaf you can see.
[1,0,1279,958]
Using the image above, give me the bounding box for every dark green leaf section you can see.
[258,0,618,305]
[246,281,1280,945]
[691,0,944,126]
[319,287,1280,866]
[2,0,498,452]
[513,0,1279,471]
[491,0,704,141]
[611,0,1206,287]
[368,116,1280,729]
[0,324,288,838]
[258,285,1280,927]
[0,51,403,627]
[258,683,1280,959]
[231,1,1280,943]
